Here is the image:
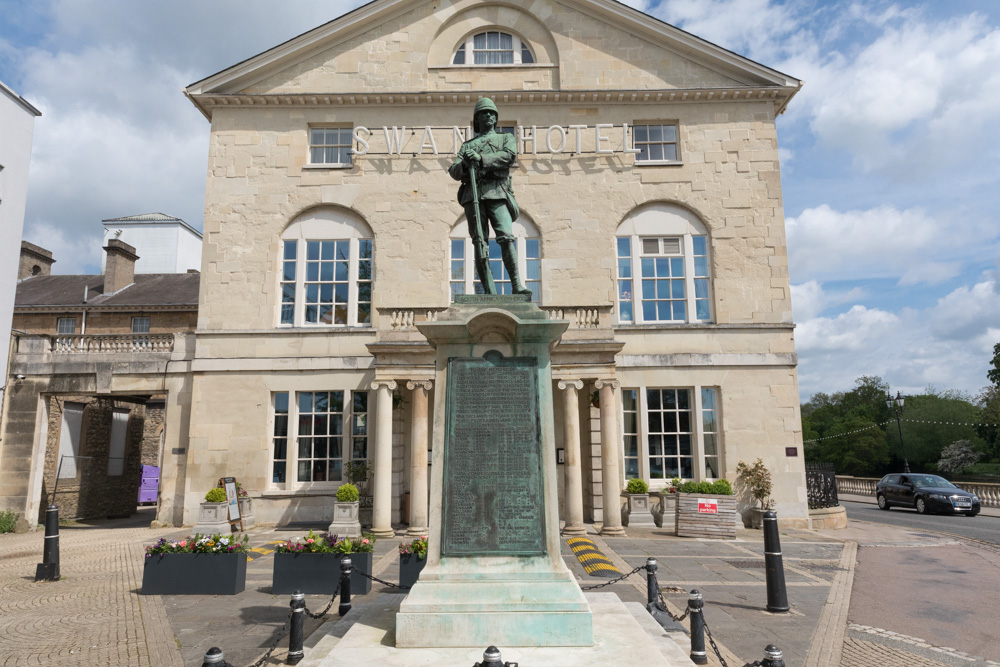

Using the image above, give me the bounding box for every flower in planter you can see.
[398,536,428,560]
[275,530,339,554]
[145,533,249,557]
[332,532,377,554]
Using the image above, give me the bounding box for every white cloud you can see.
[21,221,100,275]
[786,204,991,285]
[790,279,864,320]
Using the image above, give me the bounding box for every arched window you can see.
[453,31,535,65]
[279,208,374,327]
[615,204,713,324]
[449,217,541,302]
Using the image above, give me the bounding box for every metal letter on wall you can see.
[442,351,545,555]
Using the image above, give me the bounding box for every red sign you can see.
[697,498,718,514]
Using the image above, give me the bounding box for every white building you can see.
[0,80,41,408]
[100,213,203,274]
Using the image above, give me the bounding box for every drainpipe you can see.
[81,286,87,334]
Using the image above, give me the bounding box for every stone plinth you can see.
[396,298,592,647]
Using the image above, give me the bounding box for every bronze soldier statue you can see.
[449,98,531,296]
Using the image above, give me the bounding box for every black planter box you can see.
[272,553,342,595]
[345,552,373,595]
[141,552,247,595]
[399,554,426,589]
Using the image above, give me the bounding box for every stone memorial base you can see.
[305,593,692,666]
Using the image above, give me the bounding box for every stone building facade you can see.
[169,0,808,532]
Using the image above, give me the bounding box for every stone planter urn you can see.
[655,492,677,529]
[192,501,231,535]
[624,493,656,527]
[747,507,770,529]
[328,500,361,538]
[238,496,255,530]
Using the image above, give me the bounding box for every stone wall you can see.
[12,310,197,336]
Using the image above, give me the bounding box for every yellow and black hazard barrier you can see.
[566,537,622,578]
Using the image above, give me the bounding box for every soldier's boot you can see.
[500,240,532,295]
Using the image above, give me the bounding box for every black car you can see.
[876,473,981,516]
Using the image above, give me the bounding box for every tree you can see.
[976,342,1000,462]
[936,440,980,474]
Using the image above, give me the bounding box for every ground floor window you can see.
[621,385,721,485]
[271,389,369,487]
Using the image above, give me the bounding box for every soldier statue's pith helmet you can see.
[472,98,499,132]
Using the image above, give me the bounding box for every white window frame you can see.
[453,30,535,66]
[631,122,681,165]
[621,385,722,489]
[307,126,354,168]
[448,219,541,302]
[616,204,713,325]
[57,317,76,334]
[269,389,370,491]
[131,317,150,334]
[278,209,374,328]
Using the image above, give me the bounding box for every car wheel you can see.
[877,494,890,510]
[965,511,976,517]
[915,497,928,514]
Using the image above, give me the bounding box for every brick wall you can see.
[12,310,197,336]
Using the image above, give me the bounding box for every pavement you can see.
[0,505,998,666]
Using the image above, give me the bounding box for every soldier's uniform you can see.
[448,99,529,295]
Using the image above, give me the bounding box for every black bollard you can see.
[761,644,785,667]
[474,645,520,667]
[338,556,352,617]
[202,646,228,666]
[762,510,789,613]
[34,504,60,581]
[687,590,707,665]
[645,557,659,607]
[286,591,305,665]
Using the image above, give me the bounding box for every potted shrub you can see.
[272,530,342,595]
[345,461,373,529]
[736,459,775,529]
[333,533,377,595]
[192,487,233,535]
[398,535,427,589]
[623,478,655,527]
[655,479,680,529]
[329,482,362,538]
[141,533,249,595]
[674,479,737,539]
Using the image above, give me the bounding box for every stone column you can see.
[405,380,431,536]
[595,379,625,536]
[558,380,586,536]
[371,379,397,538]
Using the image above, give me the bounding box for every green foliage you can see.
[736,459,774,509]
[336,483,360,502]
[333,532,376,553]
[625,478,649,494]
[204,488,227,503]
[344,461,371,496]
[399,535,428,560]
[937,440,981,474]
[710,479,733,495]
[0,509,19,533]
[275,530,339,554]
[145,533,249,556]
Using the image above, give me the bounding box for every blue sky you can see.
[2,0,999,401]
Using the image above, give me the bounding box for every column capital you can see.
[406,379,433,391]
[371,379,398,391]
[594,378,620,390]
[557,379,584,391]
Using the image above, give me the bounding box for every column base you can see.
[561,524,587,536]
[599,525,626,537]
[405,525,429,537]
[370,527,396,538]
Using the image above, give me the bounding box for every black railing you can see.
[805,462,839,509]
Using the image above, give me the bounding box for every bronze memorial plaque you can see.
[442,352,545,555]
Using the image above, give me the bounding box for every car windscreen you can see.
[911,475,955,488]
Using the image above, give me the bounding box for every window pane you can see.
[649,143,663,161]
[633,125,647,142]
[521,45,534,64]
[474,33,486,48]
[620,301,633,321]
[453,45,465,65]
[647,389,661,409]
[663,144,678,161]
[617,237,631,257]
[662,125,677,142]
[676,389,689,410]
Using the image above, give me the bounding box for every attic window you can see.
[453,31,534,66]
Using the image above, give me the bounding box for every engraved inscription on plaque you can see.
[442,352,545,555]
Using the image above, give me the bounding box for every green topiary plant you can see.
[204,487,227,503]
[336,483,360,502]
[675,479,733,495]
[625,478,649,494]
[0,509,18,533]
[710,479,733,495]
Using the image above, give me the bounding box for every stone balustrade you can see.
[836,475,1000,508]
[543,307,608,329]
[52,334,175,353]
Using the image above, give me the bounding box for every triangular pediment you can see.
[186,0,800,116]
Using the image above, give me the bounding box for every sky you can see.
[2,0,999,402]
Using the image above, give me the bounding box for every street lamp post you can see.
[885,391,910,473]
